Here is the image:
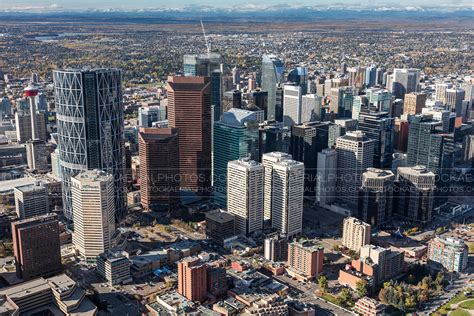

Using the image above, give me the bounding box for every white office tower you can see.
[271,159,304,238]
[445,88,465,117]
[391,68,420,98]
[262,152,292,222]
[227,158,264,236]
[14,181,49,219]
[435,82,452,104]
[335,131,375,207]
[283,85,302,127]
[72,170,116,263]
[342,217,371,252]
[316,149,337,206]
[301,94,323,122]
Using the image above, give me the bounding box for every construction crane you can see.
[200,20,211,56]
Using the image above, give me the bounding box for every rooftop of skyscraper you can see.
[290,238,323,251]
[220,108,258,127]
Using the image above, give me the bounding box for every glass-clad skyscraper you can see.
[261,54,284,121]
[54,68,125,220]
[183,54,223,121]
[358,110,395,169]
[213,109,259,207]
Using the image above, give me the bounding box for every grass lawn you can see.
[435,292,468,314]
[450,309,470,316]
[459,299,474,309]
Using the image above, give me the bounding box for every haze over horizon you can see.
[0,0,470,10]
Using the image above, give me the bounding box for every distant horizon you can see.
[0,0,471,11]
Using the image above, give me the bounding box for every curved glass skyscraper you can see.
[261,54,284,121]
[54,68,125,221]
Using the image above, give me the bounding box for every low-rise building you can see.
[97,251,132,286]
[354,297,386,316]
[0,274,97,315]
[205,209,236,246]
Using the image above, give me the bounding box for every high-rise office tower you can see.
[14,181,49,219]
[365,66,377,87]
[391,68,420,99]
[271,159,304,238]
[248,77,257,91]
[435,82,452,104]
[71,170,116,263]
[307,79,316,94]
[366,88,392,113]
[342,217,371,252]
[138,128,180,212]
[248,89,268,117]
[275,84,284,122]
[183,54,222,121]
[232,66,240,87]
[395,166,435,223]
[283,84,302,127]
[287,66,308,94]
[25,139,48,172]
[394,119,409,152]
[222,90,242,113]
[301,94,323,122]
[358,110,395,169]
[54,68,125,220]
[316,148,337,206]
[290,121,329,196]
[358,168,394,226]
[36,92,48,112]
[138,106,165,128]
[0,96,11,117]
[328,119,356,148]
[352,95,367,120]
[376,68,386,85]
[407,114,454,177]
[330,86,353,118]
[227,158,264,235]
[421,106,455,133]
[259,122,291,158]
[336,131,375,207]
[12,214,61,280]
[348,67,366,90]
[167,76,212,199]
[403,92,427,116]
[214,109,259,207]
[445,88,465,117]
[15,111,47,144]
[262,152,292,222]
[177,257,208,302]
[261,54,284,121]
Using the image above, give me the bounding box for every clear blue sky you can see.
[0,0,465,10]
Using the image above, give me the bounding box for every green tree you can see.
[318,275,328,293]
[356,279,368,297]
[337,288,353,306]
